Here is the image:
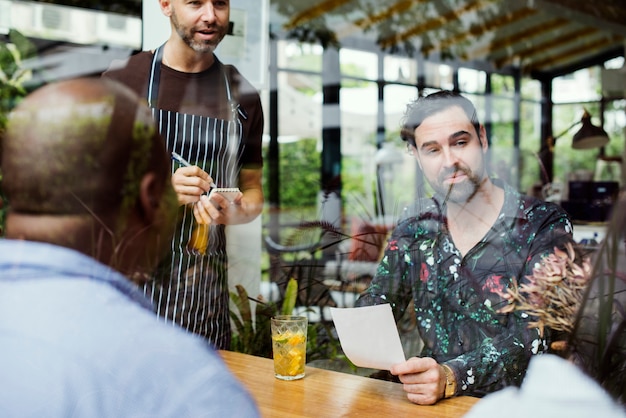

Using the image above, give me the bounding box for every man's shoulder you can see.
[401,197,443,221]
[1,329,257,417]
[113,323,259,415]
[387,198,443,241]
[500,183,572,237]
[507,185,569,218]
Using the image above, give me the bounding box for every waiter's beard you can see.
[171,11,227,54]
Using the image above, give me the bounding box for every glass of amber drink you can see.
[271,315,308,380]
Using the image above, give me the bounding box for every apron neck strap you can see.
[147,45,165,108]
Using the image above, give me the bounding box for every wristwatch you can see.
[441,364,457,399]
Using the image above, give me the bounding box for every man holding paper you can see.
[356,90,573,405]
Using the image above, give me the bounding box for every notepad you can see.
[208,187,240,202]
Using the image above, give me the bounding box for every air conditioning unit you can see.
[32,3,77,42]
[5,1,140,49]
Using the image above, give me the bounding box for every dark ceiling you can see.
[272,0,626,80]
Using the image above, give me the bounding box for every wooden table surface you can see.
[219,350,479,418]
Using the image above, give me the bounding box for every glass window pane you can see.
[278,71,322,140]
[553,67,602,104]
[424,62,453,90]
[275,71,322,209]
[340,79,378,219]
[384,84,417,132]
[521,78,541,101]
[458,67,486,94]
[487,96,517,187]
[463,93,486,124]
[384,55,417,84]
[553,104,599,186]
[341,80,377,150]
[604,99,626,151]
[383,84,419,212]
[491,74,515,97]
[340,48,378,80]
[519,100,542,194]
[277,40,323,72]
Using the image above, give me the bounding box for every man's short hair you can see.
[400,90,481,147]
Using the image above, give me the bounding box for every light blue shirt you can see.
[0,239,259,418]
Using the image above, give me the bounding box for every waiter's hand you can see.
[171,166,213,205]
[390,357,446,405]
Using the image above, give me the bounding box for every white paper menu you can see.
[330,304,406,370]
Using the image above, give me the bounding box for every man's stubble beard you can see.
[171,10,227,54]
[433,165,486,205]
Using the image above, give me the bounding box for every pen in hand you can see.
[171,152,216,188]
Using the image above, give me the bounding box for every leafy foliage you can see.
[0,30,36,130]
[264,138,321,209]
[0,29,37,236]
[229,277,299,358]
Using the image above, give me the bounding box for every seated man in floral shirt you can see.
[356,90,574,405]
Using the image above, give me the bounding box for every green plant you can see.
[1,29,37,236]
[231,218,359,370]
[229,277,299,357]
[263,137,321,209]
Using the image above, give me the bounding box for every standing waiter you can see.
[103,0,264,349]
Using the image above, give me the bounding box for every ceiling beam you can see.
[421,6,539,57]
[284,0,353,30]
[528,36,623,76]
[336,0,428,39]
[495,26,598,69]
[484,18,569,58]
[378,0,487,50]
[535,0,626,37]
[531,45,624,80]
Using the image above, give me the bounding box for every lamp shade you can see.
[572,110,610,149]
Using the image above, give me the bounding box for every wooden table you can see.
[220,350,479,417]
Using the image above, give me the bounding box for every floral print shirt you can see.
[356,180,574,397]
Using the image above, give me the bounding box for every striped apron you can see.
[143,45,244,349]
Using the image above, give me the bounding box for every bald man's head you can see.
[2,78,177,276]
[2,77,169,218]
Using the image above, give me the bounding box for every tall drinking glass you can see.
[271,315,308,380]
